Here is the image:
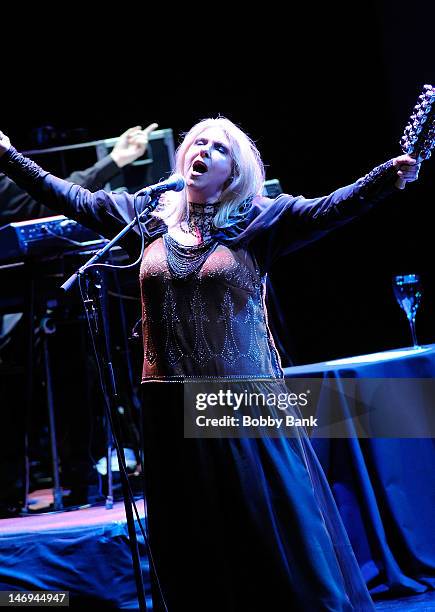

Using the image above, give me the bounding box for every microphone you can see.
[135,174,185,197]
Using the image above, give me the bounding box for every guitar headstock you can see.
[400,84,435,161]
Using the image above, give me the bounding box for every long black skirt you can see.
[141,382,374,611]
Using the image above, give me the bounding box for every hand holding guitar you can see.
[395,83,435,189]
[394,155,420,190]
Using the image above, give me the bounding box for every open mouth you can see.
[192,160,208,174]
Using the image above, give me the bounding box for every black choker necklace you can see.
[188,202,221,214]
[180,202,221,239]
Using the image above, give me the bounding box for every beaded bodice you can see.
[139,236,283,381]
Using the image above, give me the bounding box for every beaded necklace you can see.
[164,234,219,279]
[164,202,220,279]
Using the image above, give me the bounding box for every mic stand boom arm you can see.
[60,193,159,293]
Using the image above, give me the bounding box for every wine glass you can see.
[392,273,423,348]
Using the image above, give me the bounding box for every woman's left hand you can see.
[393,154,421,190]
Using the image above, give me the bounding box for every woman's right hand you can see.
[0,130,11,158]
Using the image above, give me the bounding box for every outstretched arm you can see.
[0,130,154,250]
[234,155,421,272]
[0,123,158,226]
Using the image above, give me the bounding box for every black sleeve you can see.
[66,155,120,191]
[0,147,158,254]
[234,160,399,273]
[0,154,120,227]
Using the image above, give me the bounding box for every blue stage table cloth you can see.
[284,345,435,599]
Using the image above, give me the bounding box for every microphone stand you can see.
[82,270,116,510]
[60,192,159,293]
[60,193,161,612]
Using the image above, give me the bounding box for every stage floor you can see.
[375,591,435,611]
[0,490,433,610]
[0,490,150,609]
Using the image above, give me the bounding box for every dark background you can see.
[3,2,435,366]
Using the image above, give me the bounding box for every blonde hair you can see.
[155,117,265,229]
